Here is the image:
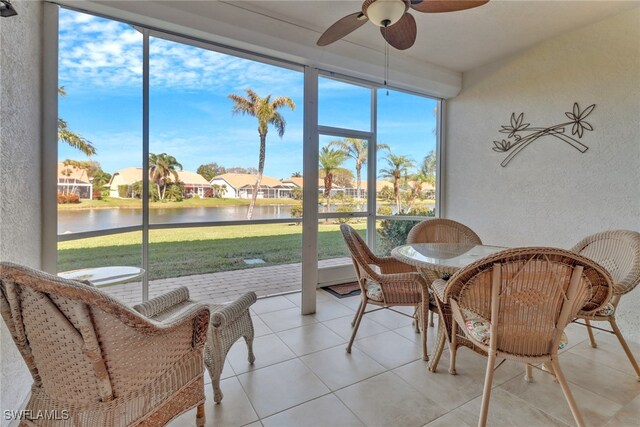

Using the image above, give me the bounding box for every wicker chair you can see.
[436,248,612,427]
[0,262,210,427]
[571,230,640,380]
[340,224,435,360]
[407,218,482,326]
[135,290,256,403]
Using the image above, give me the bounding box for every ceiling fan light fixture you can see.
[366,0,406,27]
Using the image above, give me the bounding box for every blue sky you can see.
[58,8,437,180]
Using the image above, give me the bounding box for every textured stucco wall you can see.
[444,9,640,342]
[0,0,43,421]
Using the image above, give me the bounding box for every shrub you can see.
[377,205,393,216]
[100,188,110,199]
[377,213,420,256]
[204,188,213,198]
[336,205,354,224]
[57,193,80,204]
[92,190,102,200]
[291,187,302,200]
[409,205,435,217]
[290,204,303,224]
[192,194,200,199]
[117,185,130,198]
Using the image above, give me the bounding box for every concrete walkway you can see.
[102,257,351,306]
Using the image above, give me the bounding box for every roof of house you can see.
[211,173,284,189]
[110,168,209,186]
[281,177,327,188]
[57,162,90,184]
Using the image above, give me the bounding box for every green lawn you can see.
[58,222,366,280]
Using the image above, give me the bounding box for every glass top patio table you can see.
[391,243,507,275]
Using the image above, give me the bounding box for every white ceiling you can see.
[218,0,639,72]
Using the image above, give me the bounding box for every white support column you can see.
[435,99,445,218]
[301,66,319,315]
[41,2,59,273]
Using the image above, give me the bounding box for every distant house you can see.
[57,162,92,199]
[281,176,328,194]
[210,173,292,199]
[282,176,395,198]
[108,168,210,198]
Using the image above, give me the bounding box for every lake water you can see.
[58,205,297,234]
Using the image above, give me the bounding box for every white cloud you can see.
[59,9,303,96]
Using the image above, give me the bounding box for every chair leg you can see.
[245,335,256,365]
[584,319,597,348]
[609,317,640,381]
[196,403,205,427]
[478,351,497,427]
[428,321,447,373]
[414,306,421,334]
[525,364,533,383]
[421,305,429,361]
[429,310,435,327]
[351,298,364,327]
[550,357,585,427]
[449,320,458,375]
[347,300,366,353]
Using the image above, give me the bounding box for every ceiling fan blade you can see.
[317,12,368,46]
[410,0,489,13]
[380,13,416,50]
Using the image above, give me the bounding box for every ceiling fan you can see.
[317,0,489,50]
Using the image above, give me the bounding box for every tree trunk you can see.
[394,175,400,213]
[324,174,332,223]
[355,164,362,209]
[247,133,267,220]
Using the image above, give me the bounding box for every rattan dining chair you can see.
[407,218,483,326]
[0,262,210,427]
[437,248,612,427]
[340,224,435,360]
[571,229,640,380]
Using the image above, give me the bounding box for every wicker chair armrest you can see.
[211,292,257,328]
[151,303,211,349]
[431,278,447,302]
[133,287,191,319]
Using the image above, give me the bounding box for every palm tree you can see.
[319,146,347,215]
[379,153,415,213]
[58,87,96,156]
[291,171,302,178]
[228,89,295,219]
[328,138,389,203]
[149,153,183,200]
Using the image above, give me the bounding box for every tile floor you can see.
[169,290,640,427]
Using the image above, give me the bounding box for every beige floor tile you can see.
[393,348,521,412]
[567,328,640,377]
[605,392,640,427]
[365,307,415,330]
[300,345,386,391]
[454,388,570,427]
[336,295,364,311]
[353,330,422,369]
[277,323,346,356]
[261,394,364,427]
[311,300,355,322]
[558,351,640,406]
[251,315,273,337]
[335,371,447,427]
[227,333,295,374]
[283,292,302,306]
[322,314,389,341]
[237,359,330,418]
[252,296,296,315]
[422,411,473,427]
[500,369,622,427]
[242,422,263,427]
[259,307,318,332]
[169,377,258,427]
